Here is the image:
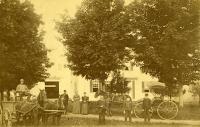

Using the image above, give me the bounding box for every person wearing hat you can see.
[16,79,29,100]
[62,90,69,114]
[143,93,152,122]
[81,92,89,115]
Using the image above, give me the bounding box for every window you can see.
[90,80,100,92]
[90,80,110,92]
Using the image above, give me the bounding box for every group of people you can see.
[59,91,89,115]
[1,79,152,125]
[97,93,152,124]
[1,79,29,102]
[123,93,152,123]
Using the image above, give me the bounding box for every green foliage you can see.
[56,0,131,80]
[0,0,52,90]
[107,71,130,94]
[126,0,200,87]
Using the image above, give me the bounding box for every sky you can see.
[29,0,133,78]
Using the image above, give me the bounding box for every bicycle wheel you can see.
[134,103,143,118]
[157,101,178,120]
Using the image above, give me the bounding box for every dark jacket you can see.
[63,94,69,104]
[82,96,89,103]
[143,97,151,109]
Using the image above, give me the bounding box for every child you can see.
[98,96,106,125]
[123,97,132,122]
[143,93,152,122]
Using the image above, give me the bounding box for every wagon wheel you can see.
[134,102,154,118]
[157,101,178,120]
[134,103,144,118]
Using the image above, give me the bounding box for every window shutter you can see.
[132,80,135,99]
[142,81,144,92]
[90,80,93,92]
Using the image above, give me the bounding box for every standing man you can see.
[105,92,112,116]
[81,92,89,115]
[62,90,69,114]
[143,93,152,123]
[123,97,133,122]
[16,79,29,100]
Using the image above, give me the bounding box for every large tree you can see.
[126,0,200,107]
[56,0,131,82]
[0,0,51,90]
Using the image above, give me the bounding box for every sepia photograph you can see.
[0,0,200,127]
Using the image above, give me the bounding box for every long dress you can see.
[81,96,89,115]
[73,94,81,114]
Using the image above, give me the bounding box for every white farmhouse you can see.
[46,62,159,101]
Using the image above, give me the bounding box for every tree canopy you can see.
[57,0,200,99]
[126,0,200,88]
[0,0,51,90]
[56,0,131,81]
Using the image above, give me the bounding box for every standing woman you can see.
[81,92,89,115]
[73,91,80,114]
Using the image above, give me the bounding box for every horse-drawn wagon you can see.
[0,98,65,126]
[0,99,41,126]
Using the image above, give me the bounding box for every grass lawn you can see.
[68,101,200,120]
[12,117,199,127]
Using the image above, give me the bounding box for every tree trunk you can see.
[178,85,184,108]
